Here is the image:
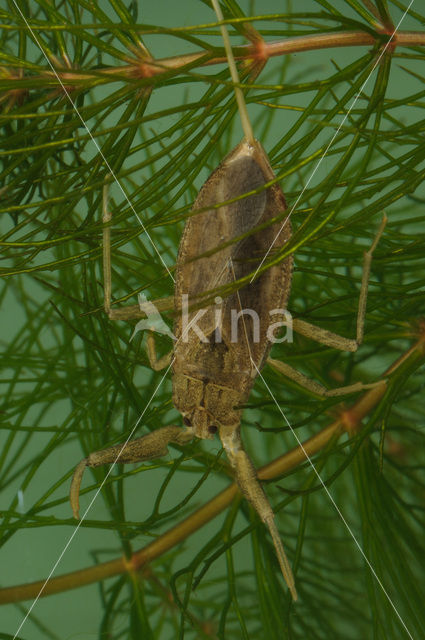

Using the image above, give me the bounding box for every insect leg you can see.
[70,425,193,519]
[219,427,297,600]
[102,180,164,321]
[102,181,112,316]
[145,333,173,371]
[291,214,387,352]
[268,357,386,397]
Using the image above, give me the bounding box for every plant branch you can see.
[2,30,425,93]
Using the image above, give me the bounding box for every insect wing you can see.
[175,140,267,323]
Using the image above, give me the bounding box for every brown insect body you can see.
[71,8,298,598]
[173,139,293,441]
[69,3,386,604]
[70,137,299,600]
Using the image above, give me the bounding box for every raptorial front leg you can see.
[219,426,297,600]
[70,425,193,519]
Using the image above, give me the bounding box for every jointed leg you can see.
[219,425,297,600]
[102,182,113,317]
[267,358,385,397]
[71,188,181,518]
[102,182,155,321]
[102,183,173,370]
[70,425,193,519]
[146,333,173,371]
[269,215,387,397]
[291,214,387,352]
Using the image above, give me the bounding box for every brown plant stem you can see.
[0,331,423,605]
[4,31,425,91]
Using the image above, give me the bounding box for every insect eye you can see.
[208,425,218,435]
[183,416,192,427]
